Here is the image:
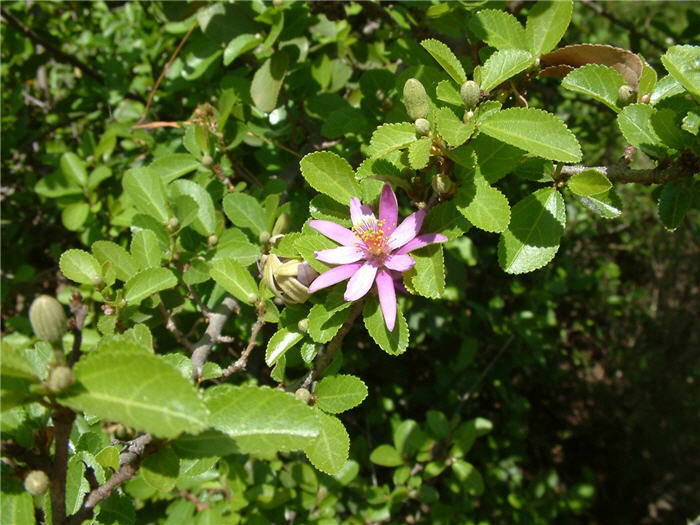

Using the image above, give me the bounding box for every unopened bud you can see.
[297,318,308,333]
[460,80,480,109]
[201,154,213,167]
[259,231,271,244]
[247,293,258,304]
[207,235,218,247]
[92,275,104,288]
[24,470,49,496]
[431,174,452,195]
[618,85,635,105]
[414,118,431,136]
[640,93,651,104]
[403,78,429,120]
[295,388,311,404]
[271,213,291,237]
[29,295,67,344]
[167,217,179,232]
[47,366,75,393]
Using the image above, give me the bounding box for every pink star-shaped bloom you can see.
[308,183,447,331]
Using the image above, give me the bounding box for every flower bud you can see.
[47,366,75,393]
[414,118,431,136]
[92,274,104,288]
[207,235,218,247]
[201,154,213,167]
[262,255,318,304]
[618,85,636,105]
[247,293,258,304]
[271,213,291,237]
[167,217,179,232]
[460,80,481,109]
[24,470,49,496]
[295,388,311,404]
[259,231,271,245]
[29,295,67,344]
[431,174,452,195]
[640,93,651,104]
[403,78,429,120]
[297,318,309,333]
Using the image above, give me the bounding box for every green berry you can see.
[47,366,75,393]
[24,470,49,496]
[403,78,429,120]
[414,118,431,136]
[618,85,636,105]
[29,295,67,344]
[201,154,213,167]
[295,388,311,404]
[167,217,179,232]
[431,174,452,195]
[297,318,308,333]
[460,80,481,109]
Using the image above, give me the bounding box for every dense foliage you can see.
[1,2,698,524]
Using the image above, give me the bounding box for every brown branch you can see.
[191,296,240,382]
[560,150,700,185]
[158,298,193,351]
[0,7,104,83]
[50,408,76,525]
[0,441,51,471]
[220,319,265,378]
[67,291,88,367]
[138,22,196,124]
[66,434,154,525]
[579,0,666,53]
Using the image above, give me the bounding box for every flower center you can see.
[353,217,389,257]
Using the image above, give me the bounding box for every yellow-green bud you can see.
[431,174,452,195]
[403,78,429,120]
[295,388,311,404]
[167,217,179,232]
[92,274,104,288]
[640,93,651,104]
[207,235,218,247]
[618,85,635,105]
[259,231,271,244]
[271,212,291,237]
[414,118,431,136]
[201,154,213,167]
[460,80,481,109]
[247,293,258,304]
[297,318,308,333]
[29,295,67,344]
[24,470,49,496]
[47,366,75,393]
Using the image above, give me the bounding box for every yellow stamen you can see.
[353,218,388,256]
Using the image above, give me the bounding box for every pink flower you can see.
[308,184,447,331]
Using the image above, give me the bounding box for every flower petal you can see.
[315,246,364,265]
[387,209,426,250]
[378,183,398,233]
[350,197,375,227]
[296,262,318,286]
[309,263,363,293]
[344,263,378,301]
[395,233,448,255]
[309,220,357,247]
[383,254,416,272]
[375,269,397,331]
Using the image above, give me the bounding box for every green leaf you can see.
[638,62,657,99]
[59,348,207,438]
[561,64,626,112]
[309,195,352,227]
[651,108,694,150]
[661,44,700,97]
[480,107,582,162]
[420,39,467,85]
[452,460,485,496]
[0,492,34,523]
[308,301,351,344]
[567,169,612,196]
[525,0,573,56]
[60,152,87,187]
[124,268,178,305]
[368,123,418,159]
[455,175,511,233]
[304,412,350,475]
[363,296,409,355]
[403,244,446,299]
[141,447,179,492]
[469,9,528,51]
[658,181,692,231]
[265,328,304,366]
[408,137,433,170]
[683,110,700,135]
[224,34,263,66]
[650,74,685,104]
[205,385,320,454]
[209,259,258,305]
[479,49,534,92]
[61,201,90,231]
[150,153,200,184]
[423,201,471,241]
[123,167,170,224]
[295,230,337,274]
[578,188,623,219]
[60,249,101,285]
[435,80,463,106]
[131,230,161,270]
[222,192,267,237]
[299,151,361,206]
[370,444,404,467]
[171,180,217,236]
[435,107,475,147]
[171,194,198,229]
[314,374,368,414]
[92,241,138,282]
[172,429,239,458]
[498,188,565,274]
[617,104,666,158]
[213,228,260,266]
[250,50,289,113]
[473,134,525,184]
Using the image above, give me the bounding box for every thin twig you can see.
[138,22,196,124]
[220,319,265,378]
[158,298,193,351]
[67,291,88,367]
[191,296,239,382]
